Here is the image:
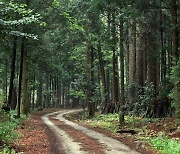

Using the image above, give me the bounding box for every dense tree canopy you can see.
[0,0,179,121]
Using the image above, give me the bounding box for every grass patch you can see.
[0,109,27,153]
[86,114,119,132]
[0,144,22,154]
[80,113,158,133]
[0,110,26,143]
[150,135,180,154]
[73,111,179,153]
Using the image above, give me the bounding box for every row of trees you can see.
[0,0,179,122]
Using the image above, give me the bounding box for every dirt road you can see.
[42,109,140,154]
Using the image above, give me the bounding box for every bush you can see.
[0,109,26,143]
[128,82,156,117]
[169,58,180,118]
[0,120,19,143]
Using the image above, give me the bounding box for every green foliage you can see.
[159,78,173,98]
[76,112,180,154]
[0,0,41,38]
[0,121,19,143]
[78,112,159,133]
[69,89,85,100]
[0,109,10,123]
[169,59,180,118]
[0,144,17,154]
[0,93,4,108]
[128,82,156,117]
[150,135,180,154]
[0,110,26,143]
[87,113,119,132]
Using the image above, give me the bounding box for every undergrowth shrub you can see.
[0,109,26,143]
[169,58,180,118]
[0,93,4,108]
[128,82,156,117]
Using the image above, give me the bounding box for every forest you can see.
[0,0,180,154]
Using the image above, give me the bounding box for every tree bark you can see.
[128,20,136,106]
[11,87,17,110]
[119,19,125,124]
[32,75,35,110]
[17,38,25,118]
[97,41,107,112]
[86,43,94,117]
[111,10,118,113]
[8,37,17,108]
[45,73,49,108]
[62,84,65,107]
[3,62,8,101]
[90,45,95,115]
[37,75,43,108]
[171,0,179,62]
[136,23,143,87]
[57,76,61,107]
[21,47,29,115]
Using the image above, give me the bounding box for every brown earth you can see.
[13,110,65,154]
[64,115,156,154]
[50,117,106,154]
[11,109,170,154]
[147,117,180,138]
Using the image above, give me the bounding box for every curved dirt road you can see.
[42,109,140,154]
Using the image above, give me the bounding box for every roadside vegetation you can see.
[0,95,26,153]
[68,111,180,154]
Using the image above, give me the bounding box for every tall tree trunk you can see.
[3,62,8,101]
[57,76,61,107]
[104,8,111,113]
[136,23,143,87]
[49,74,52,107]
[125,22,130,94]
[90,45,95,115]
[51,77,55,107]
[11,87,17,110]
[37,75,43,108]
[64,87,68,107]
[146,28,158,117]
[105,69,110,113]
[97,41,107,113]
[17,38,25,118]
[21,48,29,115]
[45,73,49,108]
[62,84,65,107]
[58,80,62,107]
[143,39,147,84]
[86,43,94,117]
[8,37,17,108]
[156,53,160,94]
[146,20,158,91]
[111,10,118,113]
[171,0,179,62]
[119,19,125,124]
[160,8,166,83]
[128,20,136,106]
[32,75,35,110]
[147,41,157,86]
[54,76,58,108]
[167,37,172,76]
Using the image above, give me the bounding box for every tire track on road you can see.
[42,109,140,154]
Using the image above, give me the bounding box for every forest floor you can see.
[12,109,179,154]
